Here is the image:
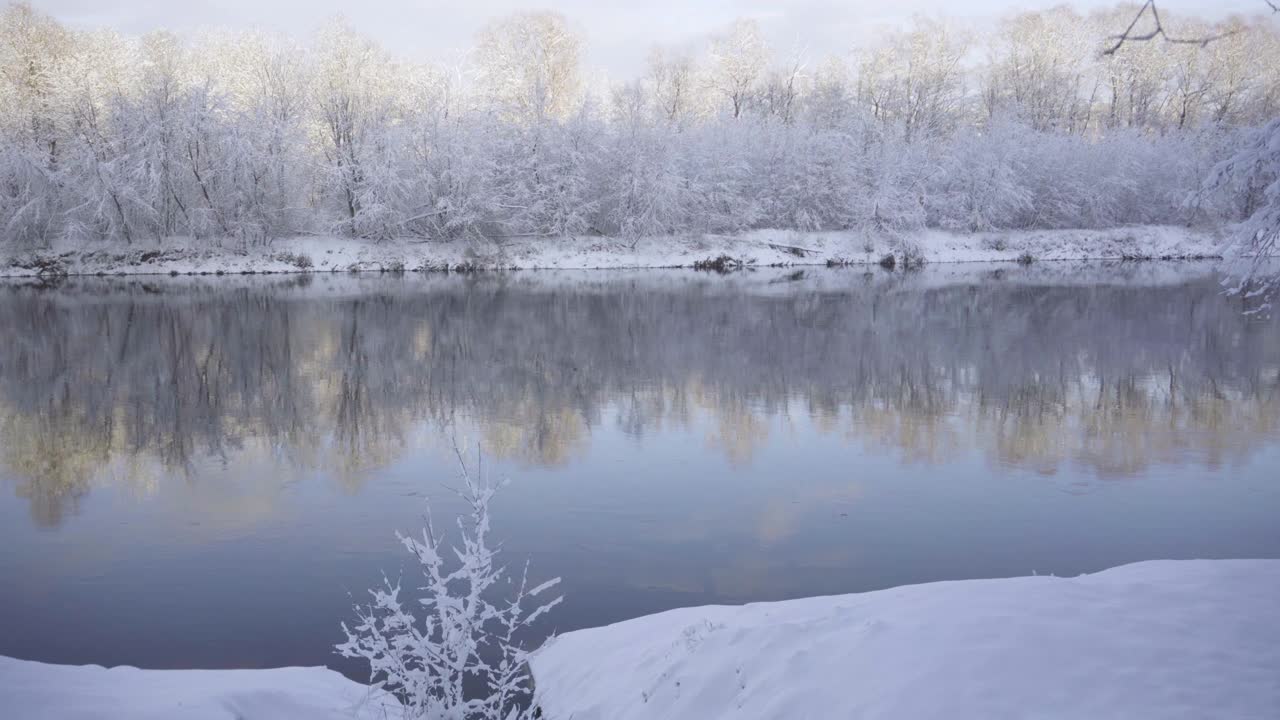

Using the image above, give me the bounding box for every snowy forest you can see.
[0,1,1278,249]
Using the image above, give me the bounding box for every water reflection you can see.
[1,264,1278,528]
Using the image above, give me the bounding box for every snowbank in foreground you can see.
[0,657,399,720]
[1,225,1222,278]
[4,560,1272,719]
[531,560,1280,720]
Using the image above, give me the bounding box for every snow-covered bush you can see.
[337,450,562,719]
[0,144,59,248]
[849,128,929,233]
[928,119,1033,231]
[679,122,763,234]
[595,83,686,242]
[1207,117,1280,312]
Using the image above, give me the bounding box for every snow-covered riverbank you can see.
[1,225,1223,278]
[531,560,1280,720]
[2,560,1275,719]
[0,656,399,719]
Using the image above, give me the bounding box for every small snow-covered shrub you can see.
[276,252,313,269]
[337,450,562,719]
[886,238,925,270]
[693,254,744,272]
[901,247,926,271]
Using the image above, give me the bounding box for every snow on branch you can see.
[1205,118,1280,314]
[337,445,562,719]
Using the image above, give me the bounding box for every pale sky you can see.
[30,0,1266,78]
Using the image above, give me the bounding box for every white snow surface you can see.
[0,657,400,720]
[3,561,1274,719]
[531,560,1280,720]
[1,226,1223,277]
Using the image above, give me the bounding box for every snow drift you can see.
[0,658,399,720]
[531,560,1280,720]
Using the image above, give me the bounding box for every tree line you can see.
[1,2,1277,248]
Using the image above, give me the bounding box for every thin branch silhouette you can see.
[1103,0,1244,56]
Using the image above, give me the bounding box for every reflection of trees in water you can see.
[971,366,1280,477]
[1,270,1277,525]
[1,411,106,525]
[701,386,774,468]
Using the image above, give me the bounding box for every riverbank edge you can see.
[0,225,1224,279]
[529,559,1280,720]
[3,560,1275,719]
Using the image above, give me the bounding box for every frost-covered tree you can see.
[395,72,496,240]
[0,2,71,166]
[982,7,1098,133]
[930,119,1034,231]
[313,19,402,239]
[758,58,805,126]
[199,31,313,240]
[856,18,969,142]
[474,11,582,123]
[338,449,562,719]
[1099,0,1280,304]
[804,57,855,130]
[1207,118,1280,310]
[598,81,685,242]
[708,19,768,119]
[0,2,74,246]
[645,46,700,125]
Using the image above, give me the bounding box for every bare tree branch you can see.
[1103,0,1242,56]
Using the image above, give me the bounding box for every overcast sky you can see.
[30,0,1265,78]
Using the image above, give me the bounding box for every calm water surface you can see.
[1,264,1278,680]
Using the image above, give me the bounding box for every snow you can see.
[0,657,400,720]
[0,225,1224,278]
[4,560,1275,719]
[531,560,1280,720]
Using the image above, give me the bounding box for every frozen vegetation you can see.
[336,450,561,719]
[0,2,1277,282]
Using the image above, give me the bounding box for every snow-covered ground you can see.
[4,560,1274,719]
[0,225,1223,278]
[0,657,399,720]
[531,560,1280,720]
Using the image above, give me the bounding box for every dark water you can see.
[1,264,1278,680]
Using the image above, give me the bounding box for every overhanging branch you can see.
[1103,0,1243,56]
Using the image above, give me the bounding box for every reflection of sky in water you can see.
[0,265,1278,679]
